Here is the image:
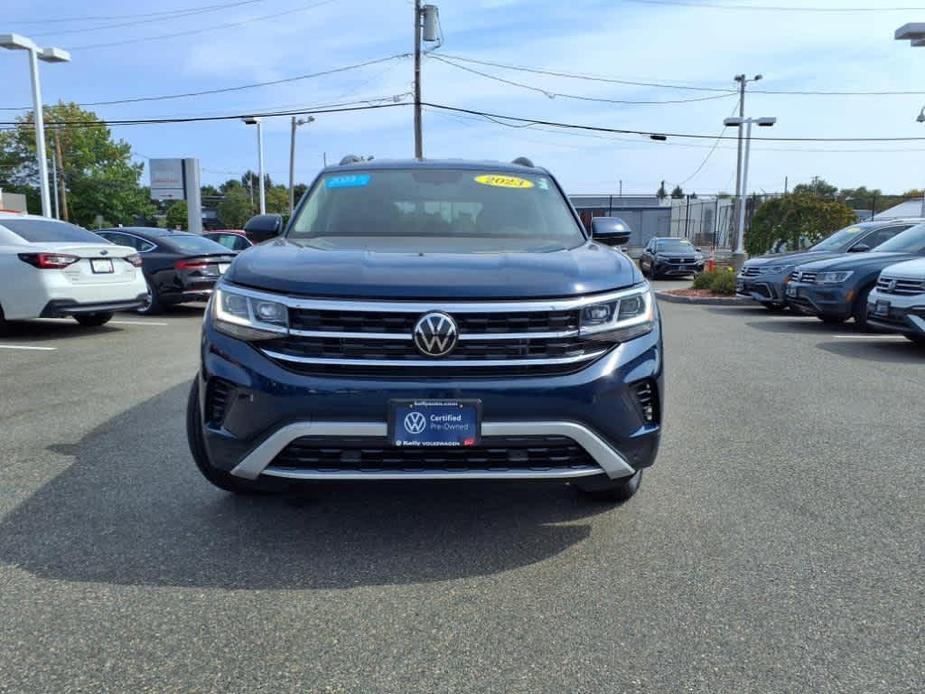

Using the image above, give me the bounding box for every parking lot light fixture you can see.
[242,117,266,214]
[0,34,71,218]
[723,115,778,264]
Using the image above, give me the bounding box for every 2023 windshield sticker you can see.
[326,174,372,189]
[473,174,534,189]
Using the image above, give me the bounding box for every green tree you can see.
[670,185,684,199]
[0,102,154,225]
[265,185,289,214]
[792,176,838,200]
[165,200,188,230]
[747,195,857,255]
[217,187,255,228]
[656,180,667,200]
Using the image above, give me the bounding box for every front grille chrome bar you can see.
[287,328,581,341]
[260,348,609,368]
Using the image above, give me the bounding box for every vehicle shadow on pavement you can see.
[816,339,925,364]
[0,383,611,590]
[0,320,120,342]
[744,318,844,334]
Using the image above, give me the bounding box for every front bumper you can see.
[654,261,704,277]
[735,275,787,304]
[785,282,852,317]
[197,315,663,483]
[866,290,925,336]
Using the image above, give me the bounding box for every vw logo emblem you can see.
[886,279,898,292]
[403,411,427,435]
[413,312,458,357]
[100,250,109,256]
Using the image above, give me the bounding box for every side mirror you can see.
[848,243,870,253]
[243,214,284,243]
[591,217,631,247]
[695,247,702,252]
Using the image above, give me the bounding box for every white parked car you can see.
[0,212,148,332]
[866,256,925,344]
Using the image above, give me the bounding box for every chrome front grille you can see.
[877,277,925,295]
[232,287,651,377]
[741,266,762,277]
[790,270,818,284]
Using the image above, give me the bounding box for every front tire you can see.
[819,315,846,325]
[851,285,874,331]
[762,302,787,313]
[574,470,643,503]
[186,377,270,494]
[905,333,925,345]
[74,312,113,327]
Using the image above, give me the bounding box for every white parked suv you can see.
[866,257,925,344]
[0,212,148,332]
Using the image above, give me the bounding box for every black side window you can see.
[234,236,250,251]
[863,226,910,248]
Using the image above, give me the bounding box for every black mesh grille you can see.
[269,361,597,378]
[270,435,598,472]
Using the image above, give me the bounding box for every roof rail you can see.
[511,156,534,168]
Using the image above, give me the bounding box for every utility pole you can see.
[289,115,314,215]
[413,3,440,159]
[50,144,59,218]
[53,129,68,221]
[413,0,423,159]
[731,74,762,254]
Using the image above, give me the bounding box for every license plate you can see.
[90,258,114,274]
[219,263,230,274]
[389,400,481,448]
[786,285,798,297]
[874,300,890,317]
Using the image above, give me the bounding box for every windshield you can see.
[874,223,925,253]
[655,239,695,253]
[288,169,585,251]
[809,225,866,252]
[0,218,106,244]
[162,235,230,254]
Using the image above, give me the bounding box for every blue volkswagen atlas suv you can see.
[186,159,663,502]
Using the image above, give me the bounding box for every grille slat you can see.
[877,277,925,295]
[271,435,598,472]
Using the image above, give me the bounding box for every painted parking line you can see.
[109,320,169,326]
[0,344,57,351]
[832,334,908,340]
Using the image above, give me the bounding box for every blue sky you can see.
[6,0,925,196]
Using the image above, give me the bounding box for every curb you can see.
[654,291,752,306]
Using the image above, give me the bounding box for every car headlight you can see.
[213,286,289,340]
[579,286,655,342]
[818,271,854,285]
[694,253,704,262]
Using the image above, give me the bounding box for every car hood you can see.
[745,250,843,268]
[796,251,920,273]
[878,256,925,280]
[225,237,642,299]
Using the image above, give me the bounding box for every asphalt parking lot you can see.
[0,294,922,693]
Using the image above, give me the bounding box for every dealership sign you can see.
[149,158,186,200]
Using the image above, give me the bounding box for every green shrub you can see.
[708,270,737,295]
[691,269,736,295]
[692,269,720,290]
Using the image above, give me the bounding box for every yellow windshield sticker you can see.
[474,174,534,189]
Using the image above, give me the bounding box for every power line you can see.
[625,0,925,12]
[0,100,410,128]
[420,102,925,142]
[0,54,409,111]
[29,0,267,36]
[70,0,337,50]
[439,53,925,97]
[429,55,737,105]
[4,0,268,24]
[675,104,739,186]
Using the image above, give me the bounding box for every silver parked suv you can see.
[866,257,925,344]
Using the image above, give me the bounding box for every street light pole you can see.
[289,115,314,215]
[1,35,70,218]
[257,119,265,214]
[413,0,423,159]
[725,115,777,266]
[731,74,761,258]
